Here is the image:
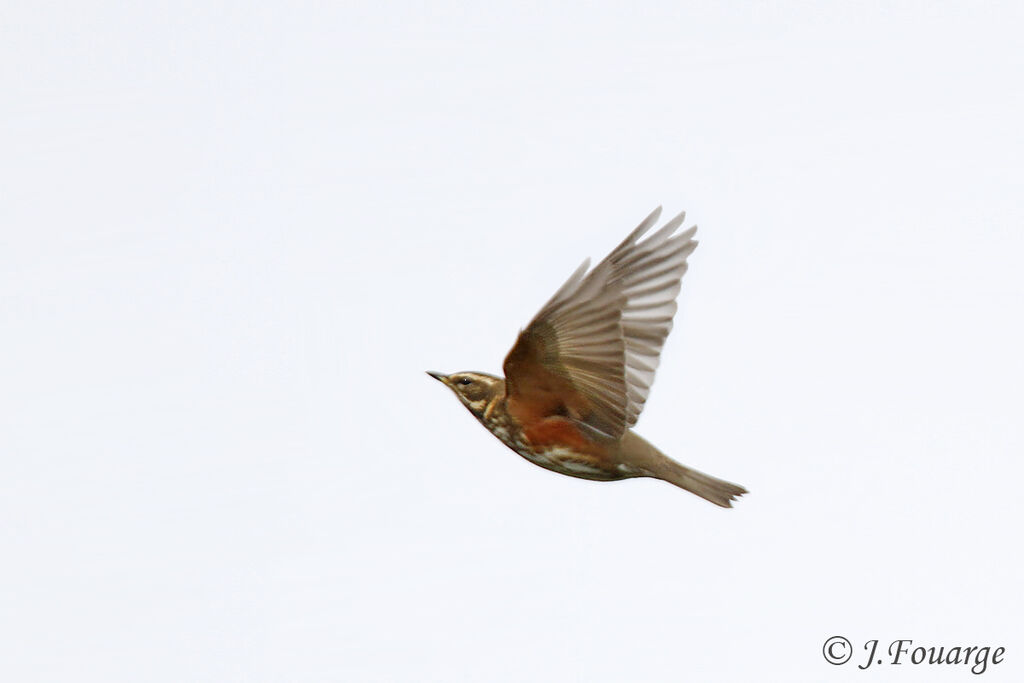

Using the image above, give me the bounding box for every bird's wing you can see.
[503,207,698,439]
[608,207,698,427]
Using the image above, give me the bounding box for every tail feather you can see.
[619,431,747,507]
[654,459,748,507]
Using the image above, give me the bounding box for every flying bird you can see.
[429,207,746,507]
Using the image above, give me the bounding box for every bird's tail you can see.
[619,431,747,508]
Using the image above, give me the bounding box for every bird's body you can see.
[430,207,747,507]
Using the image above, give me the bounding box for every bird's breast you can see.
[516,445,624,480]
[489,413,624,481]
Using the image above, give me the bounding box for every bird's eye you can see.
[458,377,473,385]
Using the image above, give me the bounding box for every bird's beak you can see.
[426,371,448,384]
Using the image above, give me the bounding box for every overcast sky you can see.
[2,2,1022,681]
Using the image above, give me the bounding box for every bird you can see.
[428,207,747,507]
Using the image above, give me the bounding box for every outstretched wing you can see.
[502,207,698,439]
[607,208,698,426]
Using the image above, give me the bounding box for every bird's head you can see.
[427,371,504,418]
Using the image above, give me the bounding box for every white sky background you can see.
[2,2,1022,681]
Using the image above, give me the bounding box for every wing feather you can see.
[503,207,699,437]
